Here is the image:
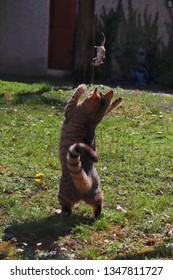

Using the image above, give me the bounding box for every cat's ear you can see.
[91,88,98,99]
[104,90,113,101]
[90,88,103,102]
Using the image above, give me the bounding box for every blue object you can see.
[132,66,149,84]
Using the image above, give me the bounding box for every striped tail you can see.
[67,143,98,194]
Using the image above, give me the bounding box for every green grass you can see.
[0,80,173,260]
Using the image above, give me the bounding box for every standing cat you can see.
[58,85,123,218]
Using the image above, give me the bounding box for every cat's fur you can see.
[58,85,123,218]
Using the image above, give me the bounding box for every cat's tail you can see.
[67,143,98,194]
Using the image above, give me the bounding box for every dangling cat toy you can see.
[92,32,106,67]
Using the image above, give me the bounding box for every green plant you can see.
[96,0,173,85]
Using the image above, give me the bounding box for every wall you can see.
[0,0,50,76]
[0,0,172,79]
[94,0,173,85]
[95,0,172,47]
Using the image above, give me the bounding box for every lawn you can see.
[0,79,173,260]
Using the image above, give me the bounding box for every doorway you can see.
[48,0,76,71]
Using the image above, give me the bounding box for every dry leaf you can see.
[116,205,127,213]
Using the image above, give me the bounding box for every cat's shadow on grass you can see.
[4,213,94,260]
[4,214,172,260]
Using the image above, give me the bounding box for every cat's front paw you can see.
[76,84,87,95]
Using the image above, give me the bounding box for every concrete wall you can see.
[0,0,50,76]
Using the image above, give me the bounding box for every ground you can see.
[0,77,173,259]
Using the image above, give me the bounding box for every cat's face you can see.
[81,88,113,124]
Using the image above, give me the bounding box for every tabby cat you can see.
[58,85,123,218]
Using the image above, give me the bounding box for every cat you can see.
[58,84,123,218]
[92,32,106,67]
